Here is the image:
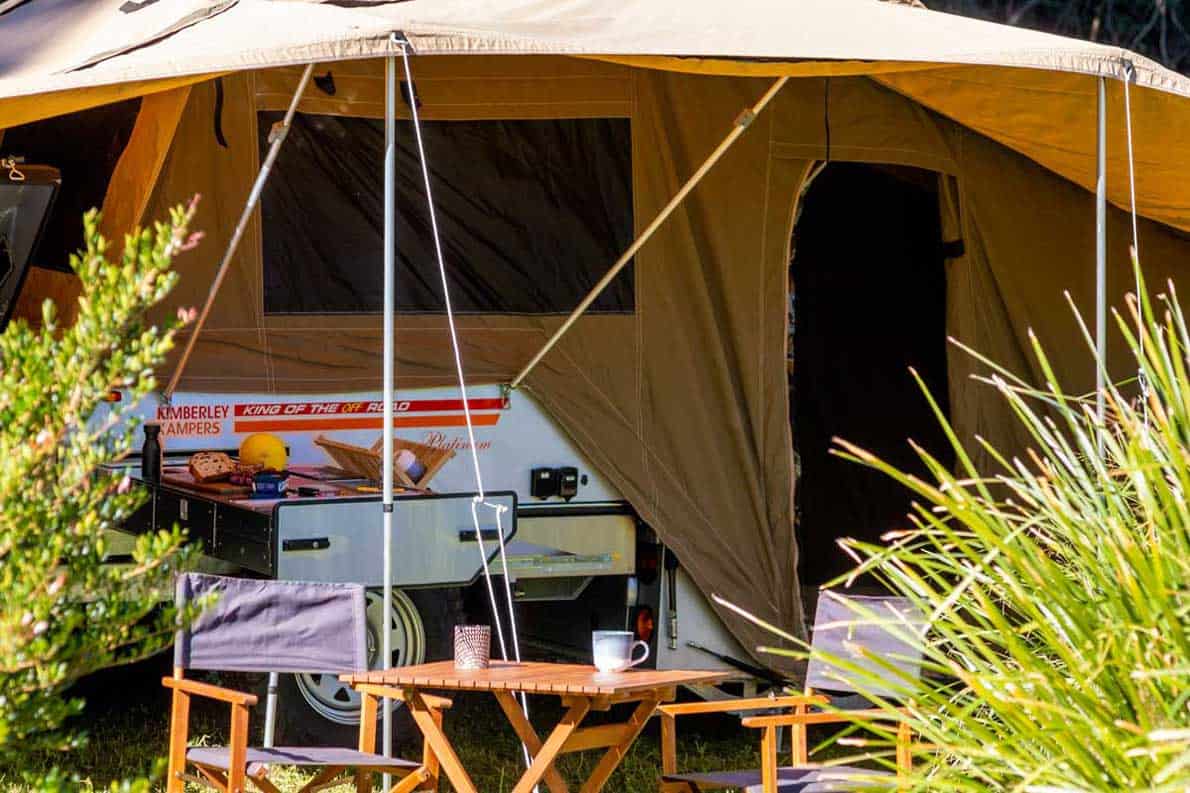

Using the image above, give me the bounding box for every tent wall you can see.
[877,68,1190,233]
[133,57,809,656]
[946,120,1190,472]
[28,55,1190,657]
[770,75,1190,474]
[102,87,192,255]
[140,58,641,391]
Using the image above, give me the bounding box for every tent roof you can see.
[0,0,1186,101]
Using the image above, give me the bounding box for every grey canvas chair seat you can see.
[663,766,889,792]
[188,746,421,773]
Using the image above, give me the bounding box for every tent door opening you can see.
[790,162,954,586]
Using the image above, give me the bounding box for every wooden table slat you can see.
[343,661,730,696]
[343,661,732,793]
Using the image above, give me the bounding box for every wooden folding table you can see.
[342,660,729,793]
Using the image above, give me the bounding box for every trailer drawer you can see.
[163,493,216,550]
[273,491,516,585]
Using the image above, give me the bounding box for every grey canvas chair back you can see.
[805,592,925,700]
[174,573,368,674]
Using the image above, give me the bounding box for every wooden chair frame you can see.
[740,707,914,792]
[658,695,825,793]
[164,669,451,793]
[658,695,913,793]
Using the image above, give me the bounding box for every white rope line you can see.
[397,41,535,780]
[1123,61,1149,427]
[397,39,524,658]
[400,57,485,502]
[469,500,511,659]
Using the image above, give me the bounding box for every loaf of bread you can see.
[188,451,235,483]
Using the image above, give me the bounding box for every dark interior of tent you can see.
[1,100,140,274]
[791,162,955,586]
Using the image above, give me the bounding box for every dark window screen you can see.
[259,113,633,315]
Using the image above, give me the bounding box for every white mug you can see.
[592,630,649,674]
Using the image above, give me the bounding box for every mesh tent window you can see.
[258,112,634,316]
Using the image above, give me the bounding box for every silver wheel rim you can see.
[295,588,426,725]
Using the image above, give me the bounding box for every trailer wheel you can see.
[277,587,460,747]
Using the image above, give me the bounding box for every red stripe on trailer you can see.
[233,398,503,417]
[233,413,501,433]
[397,398,504,412]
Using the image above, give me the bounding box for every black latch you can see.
[458,528,501,542]
[282,537,330,552]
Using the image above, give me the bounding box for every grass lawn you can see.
[0,658,772,792]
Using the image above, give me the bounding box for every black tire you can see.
[275,672,410,750]
[409,586,466,660]
[274,587,463,750]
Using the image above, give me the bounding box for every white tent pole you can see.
[165,62,315,400]
[262,672,279,748]
[381,52,396,787]
[1096,76,1108,428]
[508,75,789,391]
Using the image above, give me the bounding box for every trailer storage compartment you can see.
[124,471,516,586]
[273,494,516,585]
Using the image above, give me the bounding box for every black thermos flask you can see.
[141,423,162,483]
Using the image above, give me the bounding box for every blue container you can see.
[251,471,288,499]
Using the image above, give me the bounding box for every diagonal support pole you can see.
[164,62,316,400]
[508,75,789,391]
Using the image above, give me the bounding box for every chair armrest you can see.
[742,707,907,729]
[659,694,826,717]
[351,682,453,711]
[162,676,258,707]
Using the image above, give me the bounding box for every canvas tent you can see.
[4,0,1190,663]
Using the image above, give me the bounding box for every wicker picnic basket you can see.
[314,434,455,490]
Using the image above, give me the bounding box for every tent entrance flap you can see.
[790,162,953,586]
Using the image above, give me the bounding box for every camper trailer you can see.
[5,0,1190,748]
[102,385,748,740]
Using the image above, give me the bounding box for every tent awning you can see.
[1,0,1186,98]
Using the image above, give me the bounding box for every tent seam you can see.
[758,104,775,494]
[631,71,653,520]
[245,70,277,394]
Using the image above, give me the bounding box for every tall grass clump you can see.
[751,267,1190,791]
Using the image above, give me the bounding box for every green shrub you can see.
[0,204,202,788]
